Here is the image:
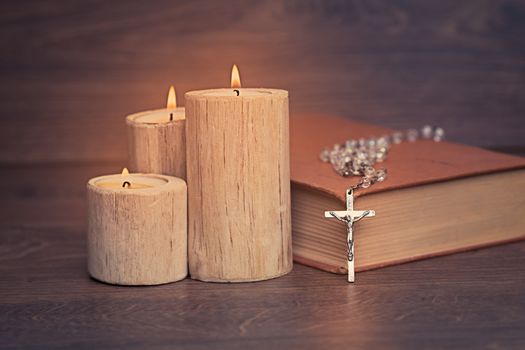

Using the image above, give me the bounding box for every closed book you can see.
[290,114,525,274]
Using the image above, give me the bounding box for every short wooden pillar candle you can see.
[126,86,186,179]
[87,169,187,285]
[185,86,292,282]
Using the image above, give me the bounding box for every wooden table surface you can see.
[1,163,525,349]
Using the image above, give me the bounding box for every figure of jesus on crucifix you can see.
[324,188,375,282]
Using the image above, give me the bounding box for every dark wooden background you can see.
[1,0,524,165]
[1,1,525,349]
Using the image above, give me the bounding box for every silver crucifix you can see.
[324,188,375,282]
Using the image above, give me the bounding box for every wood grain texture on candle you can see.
[185,88,292,282]
[126,108,186,180]
[87,173,187,285]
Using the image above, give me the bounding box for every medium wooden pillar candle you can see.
[87,169,187,285]
[126,86,186,179]
[185,71,292,282]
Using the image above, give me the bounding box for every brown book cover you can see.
[290,114,525,273]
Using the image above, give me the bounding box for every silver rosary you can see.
[321,125,444,282]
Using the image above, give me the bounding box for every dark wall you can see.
[1,0,524,163]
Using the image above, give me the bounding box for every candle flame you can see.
[231,64,241,88]
[167,86,177,109]
[122,168,129,176]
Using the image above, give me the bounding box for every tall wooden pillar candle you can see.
[185,65,292,282]
[127,86,186,179]
[87,168,187,285]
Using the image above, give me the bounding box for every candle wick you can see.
[170,113,173,121]
[234,89,240,96]
[122,181,131,188]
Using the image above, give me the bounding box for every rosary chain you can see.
[320,125,445,190]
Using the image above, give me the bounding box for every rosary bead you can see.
[375,168,387,182]
[364,166,375,176]
[329,152,341,166]
[433,127,445,142]
[392,131,403,144]
[361,178,371,188]
[320,149,330,162]
[357,151,367,160]
[422,125,433,139]
[406,129,419,142]
[377,136,390,147]
[346,139,357,148]
[376,151,386,162]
